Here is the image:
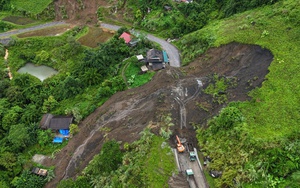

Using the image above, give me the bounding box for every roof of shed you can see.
[49,116,73,130]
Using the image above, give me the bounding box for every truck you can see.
[186,142,197,161]
[186,169,198,188]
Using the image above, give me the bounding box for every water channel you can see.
[17,63,58,81]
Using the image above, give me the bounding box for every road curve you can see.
[0,21,67,39]
[101,23,181,67]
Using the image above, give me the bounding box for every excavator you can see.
[176,135,185,153]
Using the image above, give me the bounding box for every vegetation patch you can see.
[2,16,36,25]
[204,74,237,104]
[124,57,155,88]
[11,0,53,14]
[77,27,114,48]
[0,20,14,32]
[58,129,176,188]
[194,0,300,187]
[17,25,71,38]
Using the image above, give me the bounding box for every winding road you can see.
[100,23,181,67]
[0,22,181,67]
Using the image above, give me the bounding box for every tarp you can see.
[53,137,63,143]
[59,129,69,136]
[162,51,169,63]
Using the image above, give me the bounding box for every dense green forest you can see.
[0,0,299,187]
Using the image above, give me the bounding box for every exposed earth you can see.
[43,41,273,187]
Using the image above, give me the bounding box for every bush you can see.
[69,124,79,136]
[11,170,47,188]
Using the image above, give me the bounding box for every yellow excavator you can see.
[176,135,185,153]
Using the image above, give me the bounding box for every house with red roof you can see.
[119,32,132,44]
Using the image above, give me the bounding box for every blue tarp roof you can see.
[162,51,169,63]
[59,129,69,136]
[53,137,63,143]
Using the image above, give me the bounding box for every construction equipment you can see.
[186,142,196,161]
[176,135,185,153]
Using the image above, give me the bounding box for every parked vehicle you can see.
[186,142,196,161]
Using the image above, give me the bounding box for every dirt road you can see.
[101,23,181,67]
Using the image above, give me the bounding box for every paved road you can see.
[0,21,181,67]
[101,23,181,67]
[0,21,67,39]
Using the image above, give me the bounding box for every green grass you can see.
[11,0,53,14]
[125,61,155,88]
[2,15,36,25]
[143,136,177,188]
[182,0,300,142]
[214,1,300,141]
[190,1,300,186]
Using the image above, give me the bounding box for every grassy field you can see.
[124,57,155,88]
[180,0,300,142]
[216,0,300,141]
[143,136,177,187]
[11,0,52,14]
[188,0,300,186]
[78,27,114,48]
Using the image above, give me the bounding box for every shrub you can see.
[69,124,79,136]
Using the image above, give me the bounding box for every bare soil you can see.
[77,27,114,47]
[43,42,273,187]
[54,0,111,25]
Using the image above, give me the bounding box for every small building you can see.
[146,49,169,70]
[136,54,144,61]
[119,32,131,44]
[40,113,73,130]
[119,32,139,47]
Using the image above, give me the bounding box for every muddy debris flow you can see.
[43,42,273,188]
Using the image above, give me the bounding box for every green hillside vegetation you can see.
[58,129,176,188]
[10,0,53,14]
[1,0,55,21]
[120,0,279,38]
[0,23,156,186]
[182,0,300,187]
